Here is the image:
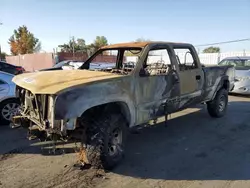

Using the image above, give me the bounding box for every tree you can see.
[0,52,7,60]
[89,36,108,52]
[58,37,87,53]
[203,46,220,53]
[135,37,151,42]
[8,25,41,55]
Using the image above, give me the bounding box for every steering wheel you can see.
[124,61,135,69]
[121,61,136,74]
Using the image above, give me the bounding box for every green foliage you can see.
[93,36,108,49]
[58,37,87,53]
[8,25,41,55]
[88,36,108,54]
[0,52,7,60]
[135,37,151,42]
[58,36,108,55]
[203,46,220,53]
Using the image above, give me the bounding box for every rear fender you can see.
[211,75,229,100]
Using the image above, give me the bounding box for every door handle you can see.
[196,75,201,80]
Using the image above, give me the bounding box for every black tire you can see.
[0,98,20,125]
[207,88,228,118]
[83,113,128,170]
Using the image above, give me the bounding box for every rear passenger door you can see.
[173,46,204,107]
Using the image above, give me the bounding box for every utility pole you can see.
[72,36,75,60]
[0,22,2,61]
[69,35,75,60]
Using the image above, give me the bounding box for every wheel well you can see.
[222,79,229,91]
[80,102,131,127]
[0,97,20,105]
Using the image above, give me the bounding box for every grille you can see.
[16,86,48,124]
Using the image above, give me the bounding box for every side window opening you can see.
[174,48,198,71]
[123,49,141,72]
[144,48,173,76]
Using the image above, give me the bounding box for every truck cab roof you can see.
[101,41,194,49]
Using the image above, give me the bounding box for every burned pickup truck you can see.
[11,41,234,169]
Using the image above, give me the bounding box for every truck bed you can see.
[202,64,235,91]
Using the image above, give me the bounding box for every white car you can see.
[62,61,84,70]
[0,71,20,124]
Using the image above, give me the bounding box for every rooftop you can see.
[101,41,188,49]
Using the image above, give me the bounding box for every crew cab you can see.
[11,41,234,169]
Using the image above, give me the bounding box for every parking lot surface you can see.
[0,95,250,188]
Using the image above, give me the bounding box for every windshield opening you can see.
[80,48,142,75]
[53,60,69,68]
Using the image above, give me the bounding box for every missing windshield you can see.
[80,48,142,74]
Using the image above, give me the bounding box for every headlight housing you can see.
[235,76,250,81]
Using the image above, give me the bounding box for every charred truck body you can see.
[12,42,235,169]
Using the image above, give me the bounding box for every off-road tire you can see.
[0,98,20,125]
[207,88,228,118]
[83,113,128,170]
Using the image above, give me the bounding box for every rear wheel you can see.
[81,113,128,170]
[207,88,228,118]
[0,98,20,125]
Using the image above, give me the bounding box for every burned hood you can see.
[12,70,123,94]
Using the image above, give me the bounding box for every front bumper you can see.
[11,114,78,132]
[230,80,250,95]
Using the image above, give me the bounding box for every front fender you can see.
[54,81,136,127]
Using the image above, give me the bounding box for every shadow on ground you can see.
[113,100,250,180]
[1,99,250,181]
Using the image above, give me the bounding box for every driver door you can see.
[135,46,180,125]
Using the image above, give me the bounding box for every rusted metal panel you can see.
[6,53,55,72]
[101,42,149,49]
[101,41,188,49]
[12,41,234,131]
[12,70,122,94]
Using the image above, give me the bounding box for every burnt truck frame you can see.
[12,41,234,169]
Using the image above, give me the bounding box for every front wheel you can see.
[207,88,228,118]
[82,113,128,170]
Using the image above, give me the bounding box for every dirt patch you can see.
[1,96,250,188]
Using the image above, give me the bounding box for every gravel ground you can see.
[0,95,250,188]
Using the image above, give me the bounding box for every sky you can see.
[0,0,250,54]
